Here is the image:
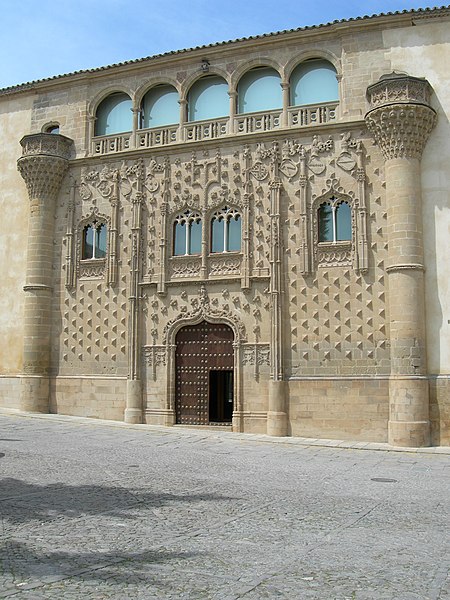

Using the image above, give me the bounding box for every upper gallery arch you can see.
[184,69,230,122]
[91,87,134,136]
[285,52,340,106]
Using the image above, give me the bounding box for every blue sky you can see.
[0,0,443,89]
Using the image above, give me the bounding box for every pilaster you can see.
[365,74,436,447]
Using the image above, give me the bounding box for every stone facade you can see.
[0,7,449,446]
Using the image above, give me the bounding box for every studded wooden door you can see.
[175,321,234,425]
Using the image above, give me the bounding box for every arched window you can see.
[290,59,338,106]
[173,211,202,255]
[95,92,132,136]
[237,67,282,113]
[141,85,179,128]
[211,207,241,253]
[45,124,60,134]
[318,200,351,243]
[188,75,228,121]
[82,222,107,259]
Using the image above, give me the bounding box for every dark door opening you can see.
[209,370,233,423]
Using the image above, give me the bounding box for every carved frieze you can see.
[209,256,241,277]
[170,257,202,278]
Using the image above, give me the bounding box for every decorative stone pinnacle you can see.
[365,74,437,160]
[18,133,73,200]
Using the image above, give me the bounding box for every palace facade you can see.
[1,6,449,446]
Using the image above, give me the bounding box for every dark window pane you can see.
[336,202,352,241]
[211,217,224,252]
[174,222,186,255]
[189,219,202,254]
[318,204,333,242]
[96,224,107,258]
[227,215,241,251]
[83,225,94,259]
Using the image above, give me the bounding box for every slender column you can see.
[131,107,140,149]
[228,91,237,135]
[365,74,437,447]
[65,182,76,289]
[107,173,119,286]
[157,157,170,296]
[281,82,290,128]
[87,115,96,155]
[17,133,73,412]
[298,147,309,275]
[267,143,288,436]
[178,99,187,142]
[125,166,144,423]
[241,193,250,290]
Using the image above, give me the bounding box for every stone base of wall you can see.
[242,411,268,434]
[1,374,449,446]
[50,377,127,421]
[288,377,390,442]
[0,376,22,410]
[430,375,450,446]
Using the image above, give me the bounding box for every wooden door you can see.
[175,321,234,425]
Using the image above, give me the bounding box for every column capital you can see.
[365,74,436,160]
[17,133,73,200]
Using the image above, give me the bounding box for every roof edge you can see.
[1,5,449,96]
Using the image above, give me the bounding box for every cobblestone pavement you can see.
[0,412,449,599]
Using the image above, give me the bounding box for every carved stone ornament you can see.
[365,105,437,160]
[308,157,326,175]
[79,258,106,279]
[142,345,167,367]
[316,242,352,268]
[163,285,246,344]
[242,344,270,366]
[19,132,73,160]
[169,257,202,278]
[366,73,433,109]
[209,256,241,277]
[365,74,437,160]
[279,159,298,179]
[336,152,356,172]
[249,162,269,181]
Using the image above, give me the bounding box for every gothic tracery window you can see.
[211,207,241,253]
[318,199,351,243]
[82,221,107,259]
[173,210,202,255]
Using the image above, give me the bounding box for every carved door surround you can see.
[162,291,246,431]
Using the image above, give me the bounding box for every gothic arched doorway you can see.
[175,321,234,425]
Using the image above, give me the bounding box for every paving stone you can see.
[0,412,449,599]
